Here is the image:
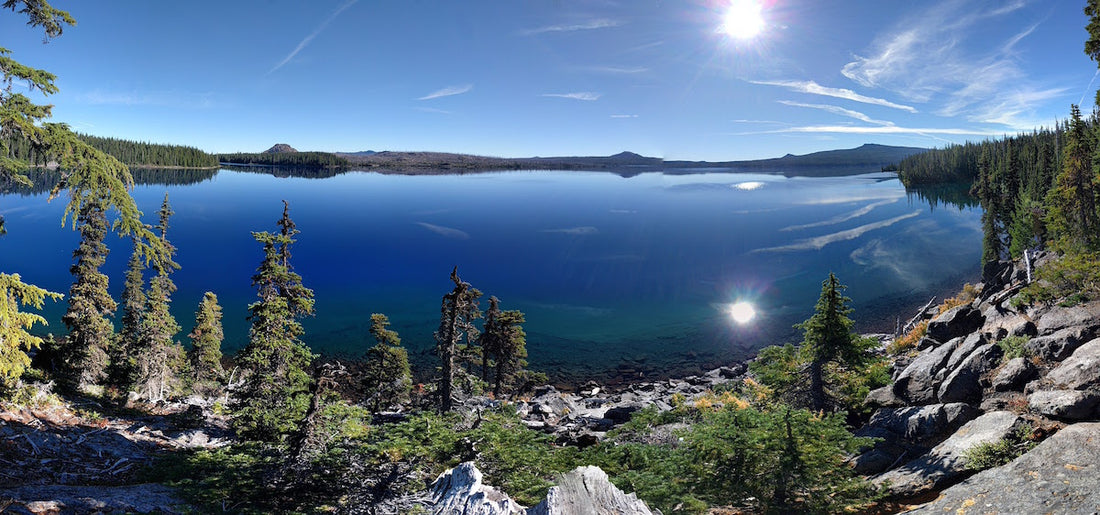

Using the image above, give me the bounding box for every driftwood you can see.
[899,297,937,337]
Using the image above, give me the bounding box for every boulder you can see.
[1024,326,1096,362]
[892,339,961,404]
[906,423,1100,514]
[604,402,647,425]
[937,343,1003,404]
[1034,301,1100,336]
[926,305,984,345]
[861,403,979,445]
[1028,390,1100,420]
[943,332,988,372]
[429,461,526,515]
[992,357,1038,392]
[1046,338,1100,390]
[528,466,656,515]
[873,411,1021,498]
[864,386,904,408]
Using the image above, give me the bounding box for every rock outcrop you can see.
[427,462,658,515]
[906,422,1100,514]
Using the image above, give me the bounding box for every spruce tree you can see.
[795,273,873,412]
[188,292,225,394]
[234,203,316,441]
[108,241,146,389]
[130,194,185,402]
[362,313,412,411]
[480,296,529,397]
[1046,105,1098,250]
[60,197,116,389]
[434,267,481,412]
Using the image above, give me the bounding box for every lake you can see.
[0,168,981,383]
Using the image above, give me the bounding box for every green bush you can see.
[964,425,1037,471]
[997,335,1030,361]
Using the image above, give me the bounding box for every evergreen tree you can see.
[234,203,316,441]
[1046,105,1098,250]
[480,296,529,397]
[795,273,873,412]
[60,197,116,389]
[361,313,412,411]
[434,267,481,412]
[1086,0,1100,104]
[108,241,146,389]
[188,292,225,394]
[0,0,166,398]
[130,194,185,401]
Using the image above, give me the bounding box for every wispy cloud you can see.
[741,125,1004,136]
[777,100,895,126]
[752,212,920,253]
[419,84,473,101]
[521,19,621,35]
[841,0,1058,128]
[750,80,916,113]
[269,0,358,74]
[415,106,453,114]
[76,90,216,109]
[611,114,638,118]
[579,65,649,74]
[542,92,601,101]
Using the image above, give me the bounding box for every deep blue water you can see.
[0,169,982,382]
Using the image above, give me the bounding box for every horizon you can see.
[2,1,1093,161]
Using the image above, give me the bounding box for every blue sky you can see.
[3,0,1096,160]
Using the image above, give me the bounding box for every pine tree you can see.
[434,267,481,412]
[362,313,412,411]
[60,197,116,389]
[796,273,873,412]
[188,292,225,394]
[130,194,185,402]
[0,275,61,389]
[234,203,316,441]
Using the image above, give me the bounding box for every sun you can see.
[729,301,757,324]
[722,0,765,40]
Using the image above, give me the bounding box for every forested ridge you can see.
[5,132,217,169]
[217,151,350,168]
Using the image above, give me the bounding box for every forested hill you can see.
[665,143,928,169]
[217,151,350,168]
[78,134,218,168]
[896,126,1065,187]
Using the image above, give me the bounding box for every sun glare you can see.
[722,0,765,40]
[729,301,756,324]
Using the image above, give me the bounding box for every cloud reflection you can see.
[752,212,919,253]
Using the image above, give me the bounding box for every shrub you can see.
[997,335,1030,361]
[964,425,1038,471]
[888,321,927,355]
[939,283,979,314]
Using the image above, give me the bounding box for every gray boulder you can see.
[992,357,1037,392]
[430,461,526,515]
[1046,338,1100,390]
[907,423,1100,514]
[943,332,988,372]
[604,402,647,425]
[1028,390,1100,420]
[937,343,1003,404]
[1034,301,1100,336]
[861,403,980,445]
[873,411,1021,498]
[893,339,960,404]
[528,466,657,515]
[1024,326,1096,362]
[927,305,984,345]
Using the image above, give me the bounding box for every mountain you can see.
[665,144,928,169]
[339,150,377,157]
[263,143,298,154]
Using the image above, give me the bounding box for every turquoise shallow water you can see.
[0,168,981,382]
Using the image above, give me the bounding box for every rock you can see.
[892,340,960,404]
[992,357,1038,392]
[937,343,1003,404]
[864,386,904,408]
[604,403,646,425]
[0,484,185,514]
[1035,301,1100,336]
[860,403,980,446]
[906,422,1100,514]
[429,462,526,515]
[927,305,985,345]
[1024,326,1096,362]
[943,332,988,372]
[1046,338,1100,390]
[528,466,656,515]
[873,411,1021,498]
[1028,390,1100,420]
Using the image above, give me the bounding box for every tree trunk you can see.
[809,359,826,412]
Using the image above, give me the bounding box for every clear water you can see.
[0,168,981,383]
